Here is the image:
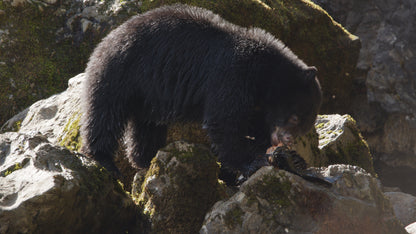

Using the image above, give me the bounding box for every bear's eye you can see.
[288,115,299,125]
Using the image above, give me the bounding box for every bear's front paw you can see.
[236,155,272,185]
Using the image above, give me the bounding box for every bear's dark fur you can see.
[80,4,322,181]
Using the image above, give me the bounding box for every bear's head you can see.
[263,66,322,146]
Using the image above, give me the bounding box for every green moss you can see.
[224,205,244,229]
[77,160,127,197]
[0,2,101,126]
[165,144,214,164]
[345,114,357,125]
[310,144,322,163]
[324,136,375,175]
[8,120,22,132]
[316,122,325,129]
[317,115,375,174]
[1,158,29,177]
[246,173,292,208]
[59,113,82,151]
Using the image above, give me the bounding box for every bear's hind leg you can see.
[125,120,167,168]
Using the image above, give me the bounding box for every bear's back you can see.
[85,4,308,120]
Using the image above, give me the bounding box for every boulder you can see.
[1,74,139,189]
[133,141,225,233]
[316,114,374,174]
[201,165,406,233]
[0,132,149,233]
[2,73,84,149]
[385,191,416,226]
[294,114,374,175]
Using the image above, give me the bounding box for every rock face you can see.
[0,132,148,233]
[312,0,416,115]
[201,165,406,234]
[134,141,225,233]
[312,0,416,195]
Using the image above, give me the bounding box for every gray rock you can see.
[0,131,148,233]
[312,1,416,114]
[385,191,416,226]
[201,165,406,234]
[17,73,83,145]
[1,74,85,153]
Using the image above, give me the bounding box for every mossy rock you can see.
[58,112,82,151]
[135,141,226,233]
[140,0,361,114]
[316,114,375,175]
[167,122,210,145]
[292,127,322,167]
[292,115,375,175]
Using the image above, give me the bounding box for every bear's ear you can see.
[304,66,317,81]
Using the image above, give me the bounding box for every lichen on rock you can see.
[58,112,82,151]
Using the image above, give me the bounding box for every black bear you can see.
[80,4,322,182]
